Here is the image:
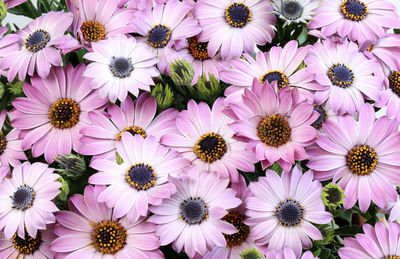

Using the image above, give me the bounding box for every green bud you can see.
[56,176,70,202]
[270,162,282,175]
[54,153,86,180]
[189,73,222,105]
[0,1,6,23]
[7,79,23,95]
[314,224,335,246]
[239,248,264,259]
[321,183,345,209]
[170,59,194,86]
[151,83,174,111]
[116,151,124,165]
[0,82,4,99]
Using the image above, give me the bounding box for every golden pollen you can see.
[126,163,156,190]
[194,132,228,163]
[147,24,171,48]
[80,20,106,42]
[24,29,50,52]
[346,145,378,175]
[341,0,368,21]
[48,98,81,129]
[260,70,289,90]
[257,114,291,147]
[0,132,7,155]
[116,126,147,141]
[12,230,41,255]
[188,37,210,61]
[91,220,127,255]
[328,63,354,88]
[385,257,400,259]
[222,212,250,247]
[225,2,251,28]
[389,71,400,97]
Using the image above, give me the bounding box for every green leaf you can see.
[297,27,308,45]
[319,248,331,258]
[334,225,363,236]
[116,152,124,165]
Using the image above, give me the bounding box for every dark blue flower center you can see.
[12,185,35,210]
[275,199,304,227]
[225,3,251,27]
[328,64,354,88]
[311,105,327,129]
[110,57,133,78]
[341,0,368,21]
[147,25,171,48]
[260,71,289,89]
[126,163,155,190]
[180,197,208,224]
[25,29,50,52]
[281,1,303,20]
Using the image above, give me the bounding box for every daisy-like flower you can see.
[131,0,202,74]
[80,93,178,161]
[307,103,400,212]
[270,0,320,26]
[221,40,316,104]
[89,133,190,222]
[308,0,400,43]
[11,64,107,163]
[61,0,135,52]
[386,186,400,222]
[4,0,26,8]
[0,225,56,258]
[0,110,26,169]
[304,40,382,115]
[148,169,241,257]
[0,162,60,239]
[175,36,227,85]
[0,28,20,76]
[265,247,318,259]
[195,0,275,59]
[0,11,73,81]
[203,175,265,259]
[339,221,400,259]
[51,185,163,258]
[228,79,318,172]
[83,34,159,103]
[161,98,256,182]
[245,166,332,257]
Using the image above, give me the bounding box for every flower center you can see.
[80,20,105,42]
[389,71,400,98]
[188,37,210,60]
[260,71,289,90]
[116,126,147,141]
[346,145,377,175]
[110,57,134,78]
[325,187,342,204]
[384,257,400,259]
[328,64,354,88]
[180,197,209,224]
[341,0,368,21]
[311,105,327,130]
[24,29,50,52]
[397,186,400,196]
[194,132,228,163]
[147,24,171,48]
[222,212,250,247]
[275,199,304,227]
[48,98,81,129]
[257,114,291,147]
[11,185,35,210]
[126,163,155,190]
[0,132,7,155]
[225,2,251,28]
[12,230,41,255]
[91,220,127,255]
[281,0,303,20]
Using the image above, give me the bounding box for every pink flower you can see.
[4,0,26,8]
[304,40,382,115]
[148,169,242,257]
[228,79,318,172]
[0,12,73,81]
[89,133,190,222]
[80,93,179,161]
[83,34,159,102]
[307,103,400,212]
[0,162,60,239]
[245,166,332,258]
[195,0,275,59]
[308,0,400,43]
[265,247,318,259]
[132,0,202,73]
[339,221,400,258]
[161,98,256,182]
[11,64,107,163]
[51,185,162,258]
